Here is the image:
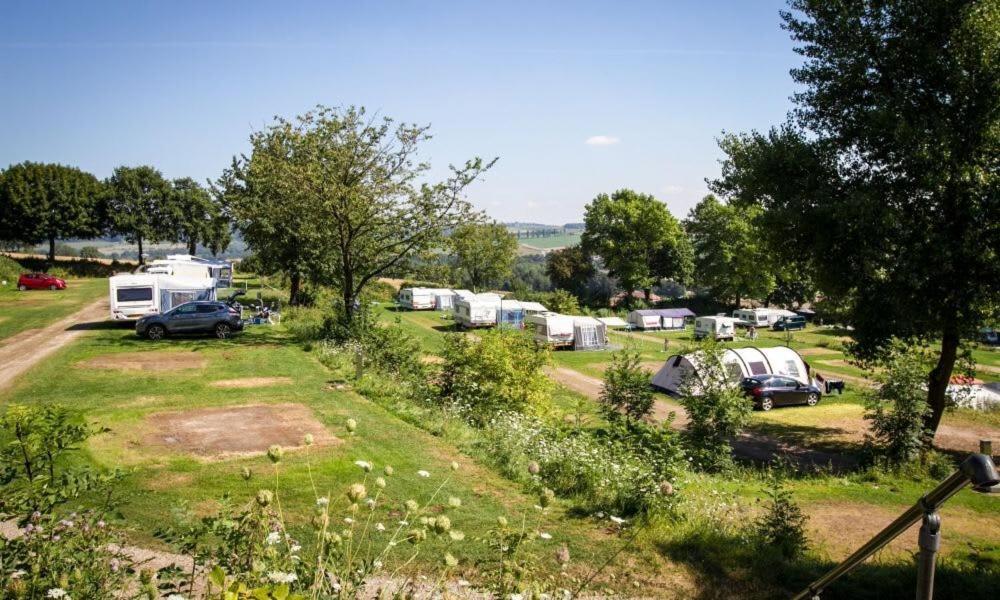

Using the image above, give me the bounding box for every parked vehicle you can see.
[453,294,501,328]
[772,315,807,331]
[740,375,822,411]
[694,316,737,341]
[981,328,999,346]
[17,272,66,291]
[109,273,217,320]
[135,298,244,340]
[527,312,575,347]
[140,254,234,288]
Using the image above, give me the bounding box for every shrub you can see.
[753,469,809,560]
[599,349,655,423]
[438,328,551,422]
[543,289,581,314]
[676,340,752,472]
[0,254,23,286]
[78,246,102,259]
[862,341,934,465]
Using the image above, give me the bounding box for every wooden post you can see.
[980,439,993,457]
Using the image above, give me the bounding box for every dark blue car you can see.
[740,375,822,411]
[136,300,243,340]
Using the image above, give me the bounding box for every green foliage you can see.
[599,349,655,423]
[15,255,123,278]
[220,105,495,312]
[685,194,773,306]
[505,254,553,294]
[539,289,580,314]
[713,0,1000,438]
[545,245,594,297]
[449,222,518,291]
[0,162,105,260]
[862,342,935,465]
[754,469,809,560]
[78,246,101,259]
[438,328,551,422]
[676,341,753,472]
[171,177,230,255]
[104,165,176,264]
[581,189,693,301]
[0,254,23,284]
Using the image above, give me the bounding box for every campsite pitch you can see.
[79,350,208,371]
[145,403,339,458]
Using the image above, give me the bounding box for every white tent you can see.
[652,346,810,395]
[597,316,628,329]
[572,316,608,350]
[527,312,575,347]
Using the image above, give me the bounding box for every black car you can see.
[136,300,243,340]
[772,315,807,331]
[740,375,822,411]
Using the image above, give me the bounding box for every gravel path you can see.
[0,298,108,391]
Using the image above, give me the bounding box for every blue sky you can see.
[0,0,799,224]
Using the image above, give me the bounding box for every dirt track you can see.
[0,298,109,391]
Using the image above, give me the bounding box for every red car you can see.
[17,272,66,291]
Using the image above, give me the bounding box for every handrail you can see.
[791,453,999,600]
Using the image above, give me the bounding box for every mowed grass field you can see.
[0,278,107,341]
[0,316,618,577]
[516,232,581,250]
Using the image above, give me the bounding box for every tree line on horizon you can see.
[0,163,230,263]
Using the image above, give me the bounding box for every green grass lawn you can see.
[0,278,107,341]
[0,320,616,578]
[516,232,581,249]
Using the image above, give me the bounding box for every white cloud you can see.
[585,135,620,146]
[660,184,684,194]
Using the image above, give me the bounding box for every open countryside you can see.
[1,2,998,600]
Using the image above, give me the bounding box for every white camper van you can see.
[733,308,798,327]
[109,274,217,320]
[453,294,501,328]
[527,312,576,347]
[694,316,737,341]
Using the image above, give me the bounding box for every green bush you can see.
[862,341,934,466]
[754,470,809,560]
[438,328,551,422]
[79,246,102,259]
[599,350,655,423]
[676,340,752,472]
[0,255,23,286]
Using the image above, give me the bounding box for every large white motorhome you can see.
[109,273,217,320]
[142,254,234,288]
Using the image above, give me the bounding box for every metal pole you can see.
[915,510,940,600]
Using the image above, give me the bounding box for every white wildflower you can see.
[376,522,386,532]
[265,531,282,545]
[355,460,373,472]
[47,590,69,599]
[539,532,553,540]
[267,571,298,584]
[316,496,329,507]
[417,470,430,478]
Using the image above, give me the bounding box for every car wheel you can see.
[146,324,166,341]
[49,284,57,290]
[18,284,27,291]
[759,397,773,411]
[215,322,232,339]
[806,393,819,406]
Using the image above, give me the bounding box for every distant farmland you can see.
[516,231,581,252]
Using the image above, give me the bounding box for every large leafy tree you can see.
[684,195,774,308]
[581,189,692,302]
[545,245,595,298]
[105,166,176,265]
[449,222,517,291]
[712,0,1000,442]
[171,177,230,256]
[0,162,105,261]
[221,105,495,311]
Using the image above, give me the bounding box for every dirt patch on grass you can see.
[145,403,339,458]
[806,501,1000,559]
[798,347,841,356]
[209,376,293,389]
[80,351,207,372]
[420,355,444,364]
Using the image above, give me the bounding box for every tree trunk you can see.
[734,292,741,311]
[289,272,301,306]
[187,238,197,255]
[137,237,144,265]
[48,236,56,262]
[342,267,356,324]
[644,288,652,302]
[924,326,960,447]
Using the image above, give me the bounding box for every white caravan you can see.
[694,316,738,341]
[143,255,234,288]
[527,312,576,347]
[453,294,501,328]
[733,308,798,327]
[398,287,437,310]
[109,273,217,320]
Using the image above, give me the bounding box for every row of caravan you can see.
[108,255,236,320]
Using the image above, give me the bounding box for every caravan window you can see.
[117,287,153,302]
[748,361,768,375]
